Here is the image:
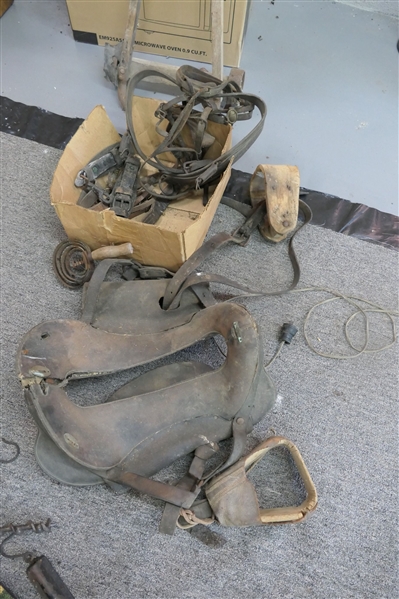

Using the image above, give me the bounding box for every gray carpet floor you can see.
[0,132,398,598]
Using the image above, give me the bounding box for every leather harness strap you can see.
[163,200,312,311]
[75,65,266,219]
[125,66,267,201]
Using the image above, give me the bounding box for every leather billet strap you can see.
[125,66,267,201]
[161,202,267,310]
[163,200,312,311]
[106,468,199,509]
[162,231,235,310]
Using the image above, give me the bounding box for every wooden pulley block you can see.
[250,165,300,242]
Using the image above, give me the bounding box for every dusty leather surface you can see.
[86,279,202,334]
[17,275,276,494]
[206,460,261,526]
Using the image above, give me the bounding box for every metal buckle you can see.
[74,170,88,188]
[155,104,167,120]
[232,202,266,246]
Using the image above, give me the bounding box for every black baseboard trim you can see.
[1,95,397,250]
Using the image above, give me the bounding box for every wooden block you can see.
[250,164,300,242]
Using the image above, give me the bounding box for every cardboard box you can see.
[0,0,14,18]
[66,0,250,68]
[50,98,232,271]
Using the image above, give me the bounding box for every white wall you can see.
[336,1,399,18]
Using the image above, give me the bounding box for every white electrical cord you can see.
[292,286,398,360]
[213,286,398,364]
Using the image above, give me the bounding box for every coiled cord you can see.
[296,286,398,360]
[214,287,398,364]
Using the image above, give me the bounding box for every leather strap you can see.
[126,66,267,200]
[81,259,135,325]
[193,106,213,155]
[159,446,215,535]
[162,203,266,310]
[162,232,234,309]
[107,469,199,509]
[221,195,253,217]
[163,200,312,311]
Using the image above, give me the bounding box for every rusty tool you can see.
[53,240,134,289]
[0,519,75,598]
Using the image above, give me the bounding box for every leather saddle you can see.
[17,259,277,531]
